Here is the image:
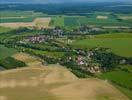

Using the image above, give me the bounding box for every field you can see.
[96,16,108,19]
[64,17,79,27]
[50,16,64,27]
[0,11,132,29]
[72,32,132,99]
[0,53,129,100]
[0,45,17,60]
[50,13,132,28]
[0,18,51,29]
[97,65,132,99]
[118,14,132,20]
[0,11,45,23]
[0,11,51,29]
[0,27,12,34]
[0,11,44,17]
[0,17,35,23]
[34,18,51,28]
[0,22,34,29]
[72,33,132,57]
[34,50,65,58]
[13,53,42,66]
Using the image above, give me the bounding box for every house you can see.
[27,35,49,43]
[120,59,127,64]
[76,55,85,65]
[87,51,94,59]
[53,28,64,36]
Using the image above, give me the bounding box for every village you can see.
[8,26,130,76]
[0,25,132,76]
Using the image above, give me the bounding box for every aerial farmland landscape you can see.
[0,0,132,100]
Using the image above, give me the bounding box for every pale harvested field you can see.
[96,16,108,19]
[119,16,132,20]
[0,53,129,100]
[0,22,34,29]
[0,96,7,100]
[12,53,42,66]
[34,18,51,28]
[0,16,26,19]
[103,26,130,29]
[0,17,51,29]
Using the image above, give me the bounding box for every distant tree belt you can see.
[8,43,70,52]
[0,3,132,14]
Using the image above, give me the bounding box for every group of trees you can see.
[0,57,26,69]
[91,48,132,70]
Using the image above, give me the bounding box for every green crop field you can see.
[0,17,35,23]
[79,12,132,26]
[0,11,44,17]
[0,11,132,27]
[72,33,132,57]
[0,27,12,34]
[50,12,132,27]
[78,17,131,26]
[34,50,65,58]
[0,45,17,60]
[97,65,132,99]
[64,17,79,27]
[51,16,80,28]
[51,16,64,27]
[0,11,46,23]
[99,68,132,89]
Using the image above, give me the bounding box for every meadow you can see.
[0,11,51,29]
[50,16,64,27]
[72,33,132,57]
[33,50,65,58]
[50,12,132,28]
[64,17,79,27]
[0,11,44,17]
[0,27,12,34]
[0,45,17,60]
[0,18,51,29]
[0,17,35,23]
[97,65,132,99]
[0,27,18,60]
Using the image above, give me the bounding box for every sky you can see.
[0,0,132,4]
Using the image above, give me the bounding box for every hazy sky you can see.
[0,0,132,4]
